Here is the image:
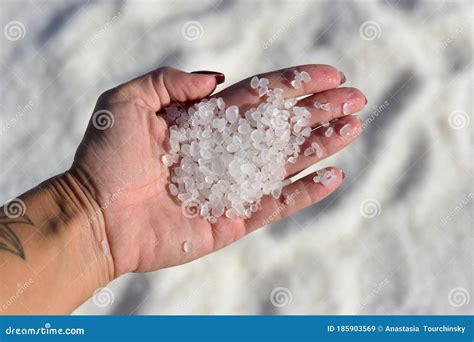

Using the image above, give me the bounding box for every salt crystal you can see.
[200,147,212,159]
[342,102,351,115]
[302,127,312,137]
[291,70,311,89]
[182,241,192,253]
[320,103,331,112]
[162,154,174,166]
[258,86,268,97]
[190,141,200,157]
[217,98,225,110]
[212,118,220,129]
[325,127,334,137]
[339,123,352,136]
[251,129,264,142]
[212,204,225,217]
[321,170,337,186]
[271,186,282,199]
[300,71,311,82]
[226,144,239,153]
[314,101,331,112]
[311,142,323,157]
[238,122,251,134]
[200,203,209,216]
[291,79,301,89]
[284,98,297,109]
[165,73,314,220]
[259,78,269,87]
[169,183,179,196]
[225,208,239,219]
[304,147,315,156]
[225,106,239,123]
[250,76,259,89]
[313,169,337,186]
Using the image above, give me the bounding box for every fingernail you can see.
[341,171,346,179]
[364,95,368,105]
[191,70,225,84]
[339,72,346,85]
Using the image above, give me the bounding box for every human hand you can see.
[71,65,367,279]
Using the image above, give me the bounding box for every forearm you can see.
[0,172,113,314]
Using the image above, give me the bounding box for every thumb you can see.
[108,67,225,111]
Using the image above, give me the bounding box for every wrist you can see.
[0,172,114,313]
[44,171,115,301]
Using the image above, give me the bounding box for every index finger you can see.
[213,64,345,108]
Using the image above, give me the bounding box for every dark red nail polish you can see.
[342,171,346,179]
[364,95,368,105]
[340,72,346,85]
[191,70,225,84]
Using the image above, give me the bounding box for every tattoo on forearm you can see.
[0,212,33,260]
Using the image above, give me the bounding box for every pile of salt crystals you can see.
[162,70,335,222]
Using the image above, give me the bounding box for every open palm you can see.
[71,66,366,279]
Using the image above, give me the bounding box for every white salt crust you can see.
[163,72,331,221]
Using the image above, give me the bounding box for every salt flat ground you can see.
[0,0,472,314]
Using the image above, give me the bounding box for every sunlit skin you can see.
[0,65,367,313]
[72,65,367,277]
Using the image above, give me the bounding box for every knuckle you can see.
[156,66,174,74]
[97,87,128,105]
